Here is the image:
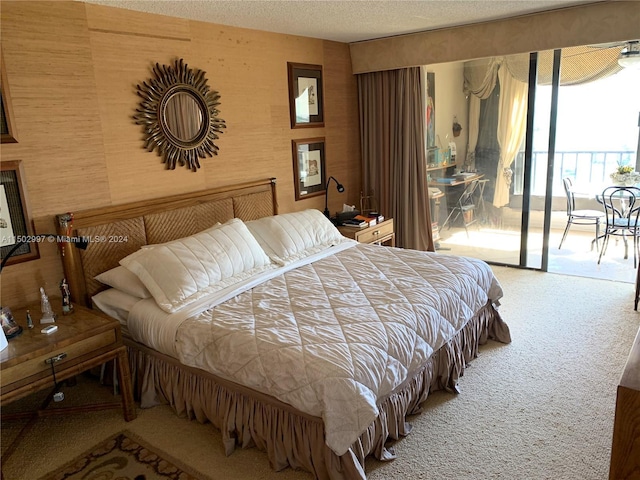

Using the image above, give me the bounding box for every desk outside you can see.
[429,174,486,231]
[428,172,484,188]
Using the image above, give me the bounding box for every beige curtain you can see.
[464,48,623,206]
[357,67,433,251]
[493,67,528,207]
[463,58,501,98]
[503,45,624,86]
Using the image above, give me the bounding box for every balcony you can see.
[436,149,639,284]
[513,150,637,197]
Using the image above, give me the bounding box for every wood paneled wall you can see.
[0,1,361,307]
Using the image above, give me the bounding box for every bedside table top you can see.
[0,297,135,420]
[0,299,118,368]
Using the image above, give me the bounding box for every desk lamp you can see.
[323,176,345,218]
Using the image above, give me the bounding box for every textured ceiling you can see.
[79,0,604,43]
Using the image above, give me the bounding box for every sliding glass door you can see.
[434,41,640,280]
[435,51,554,269]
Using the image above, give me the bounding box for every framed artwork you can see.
[1,160,39,267]
[1,48,18,144]
[287,62,324,128]
[292,137,326,200]
[426,71,435,149]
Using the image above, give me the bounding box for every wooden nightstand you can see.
[338,218,395,246]
[0,300,135,422]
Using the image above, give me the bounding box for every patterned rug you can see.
[38,430,212,480]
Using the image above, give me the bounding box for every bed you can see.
[56,177,511,480]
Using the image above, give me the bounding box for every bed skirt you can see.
[125,300,510,480]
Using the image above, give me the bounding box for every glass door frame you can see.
[506,49,562,272]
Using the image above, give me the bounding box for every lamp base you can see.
[323,208,331,218]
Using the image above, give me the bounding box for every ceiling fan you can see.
[589,40,640,68]
[618,40,640,68]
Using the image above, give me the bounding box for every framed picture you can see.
[287,62,324,128]
[1,48,18,144]
[292,137,326,200]
[1,160,39,267]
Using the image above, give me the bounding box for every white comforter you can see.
[128,243,502,456]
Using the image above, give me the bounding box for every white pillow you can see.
[120,219,272,313]
[245,209,347,265]
[95,265,152,299]
[92,288,142,324]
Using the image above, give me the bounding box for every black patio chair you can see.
[559,178,605,251]
[597,185,640,268]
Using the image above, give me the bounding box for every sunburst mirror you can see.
[133,59,226,171]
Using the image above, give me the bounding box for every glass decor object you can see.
[0,306,22,340]
[40,286,56,324]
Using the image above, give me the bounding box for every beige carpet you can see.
[2,266,638,480]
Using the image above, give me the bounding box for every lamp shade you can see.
[0,327,7,352]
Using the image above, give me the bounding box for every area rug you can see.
[38,430,212,480]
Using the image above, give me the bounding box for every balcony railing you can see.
[513,150,636,196]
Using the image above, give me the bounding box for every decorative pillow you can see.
[94,265,152,299]
[245,209,347,265]
[120,219,272,313]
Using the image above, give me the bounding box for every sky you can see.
[535,66,640,154]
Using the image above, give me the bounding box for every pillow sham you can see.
[245,209,348,265]
[94,265,152,299]
[120,219,272,313]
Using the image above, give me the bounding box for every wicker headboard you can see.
[56,178,278,308]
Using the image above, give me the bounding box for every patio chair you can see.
[441,179,480,238]
[559,178,605,251]
[597,186,640,268]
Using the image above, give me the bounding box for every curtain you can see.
[357,67,433,251]
[464,58,501,170]
[493,67,528,207]
[503,45,624,86]
[464,48,623,207]
[463,58,501,99]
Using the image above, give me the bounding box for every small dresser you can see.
[338,218,395,246]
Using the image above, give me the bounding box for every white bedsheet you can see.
[127,243,502,457]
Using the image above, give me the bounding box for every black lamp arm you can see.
[0,233,88,273]
[324,176,345,218]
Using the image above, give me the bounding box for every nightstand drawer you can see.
[1,329,116,387]
[354,219,394,244]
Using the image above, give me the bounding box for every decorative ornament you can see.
[40,286,56,324]
[452,116,463,137]
[133,58,226,171]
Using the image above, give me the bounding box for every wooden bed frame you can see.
[56,178,278,307]
[55,177,508,480]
